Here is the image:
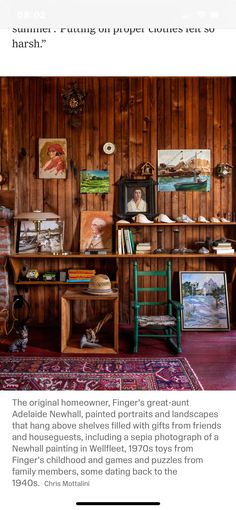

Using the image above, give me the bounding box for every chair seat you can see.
[138,315,176,327]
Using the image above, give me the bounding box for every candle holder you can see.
[153,228,168,253]
[171,228,180,253]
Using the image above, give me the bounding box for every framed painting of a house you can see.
[179,271,230,331]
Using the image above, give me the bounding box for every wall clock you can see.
[103,142,116,155]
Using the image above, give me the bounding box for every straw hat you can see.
[84,274,118,295]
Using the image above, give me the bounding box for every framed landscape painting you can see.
[80,170,109,193]
[179,271,230,331]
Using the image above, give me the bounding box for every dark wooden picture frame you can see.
[119,178,155,219]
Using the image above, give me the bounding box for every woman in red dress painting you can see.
[42,144,65,175]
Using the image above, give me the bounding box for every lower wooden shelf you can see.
[62,337,118,355]
[61,289,119,354]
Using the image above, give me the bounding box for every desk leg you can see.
[61,297,72,352]
[113,296,119,352]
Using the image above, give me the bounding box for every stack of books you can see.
[118,228,135,254]
[67,268,96,283]
[135,242,152,254]
[212,241,235,255]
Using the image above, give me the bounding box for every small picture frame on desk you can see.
[118,178,155,220]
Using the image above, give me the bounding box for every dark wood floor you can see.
[1,325,236,390]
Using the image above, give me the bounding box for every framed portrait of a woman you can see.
[119,178,155,219]
[39,138,67,179]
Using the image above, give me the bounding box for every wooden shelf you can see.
[14,281,101,286]
[10,253,117,259]
[116,222,236,227]
[9,251,236,287]
[116,253,236,258]
[9,254,118,286]
[115,221,236,256]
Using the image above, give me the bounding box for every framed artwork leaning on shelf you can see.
[16,219,64,253]
[80,211,113,253]
[118,178,155,219]
[179,271,230,331]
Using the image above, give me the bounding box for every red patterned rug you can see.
[0,357,203,391]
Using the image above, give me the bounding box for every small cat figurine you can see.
[9,325,29,353]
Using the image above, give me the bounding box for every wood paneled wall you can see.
[0,77,235,324]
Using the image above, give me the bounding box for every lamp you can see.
[14,210,60,253]
[216,163,233,178]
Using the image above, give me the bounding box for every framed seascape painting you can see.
[80,170,109,193]
[119,178,155,219]
[80,211,113,253]
[157,149,211,192]
[179,271,230,331]
[39,138,67,179]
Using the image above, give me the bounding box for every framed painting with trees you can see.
[179,271,230,331]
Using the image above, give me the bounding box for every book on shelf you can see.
[215,243,232,247]
[68,268,96,271]
[118,228,135,254]
[135,250,153,254]
[66,278,91,283]
[212,244,234,251]
[118,229,122,254]
[124,229,133,254]
[212,249,235,254]
[136,242,151,252]
[84,250,108,254]
[121,228,125,254]
[129,230,135,253]
[136,247,152,252]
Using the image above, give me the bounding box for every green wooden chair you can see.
[132,260,183,353]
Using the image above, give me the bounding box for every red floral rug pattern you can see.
[0,357,203,391]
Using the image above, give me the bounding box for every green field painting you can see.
[80,170,109,193]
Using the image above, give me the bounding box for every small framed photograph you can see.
[80,211,113,253]
[39,138,67,179]
[16,220,64,253]
[119,178,155,219]
[179,271,230,331]
[80,170,109,193]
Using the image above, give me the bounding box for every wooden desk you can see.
[61,289,119,354]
